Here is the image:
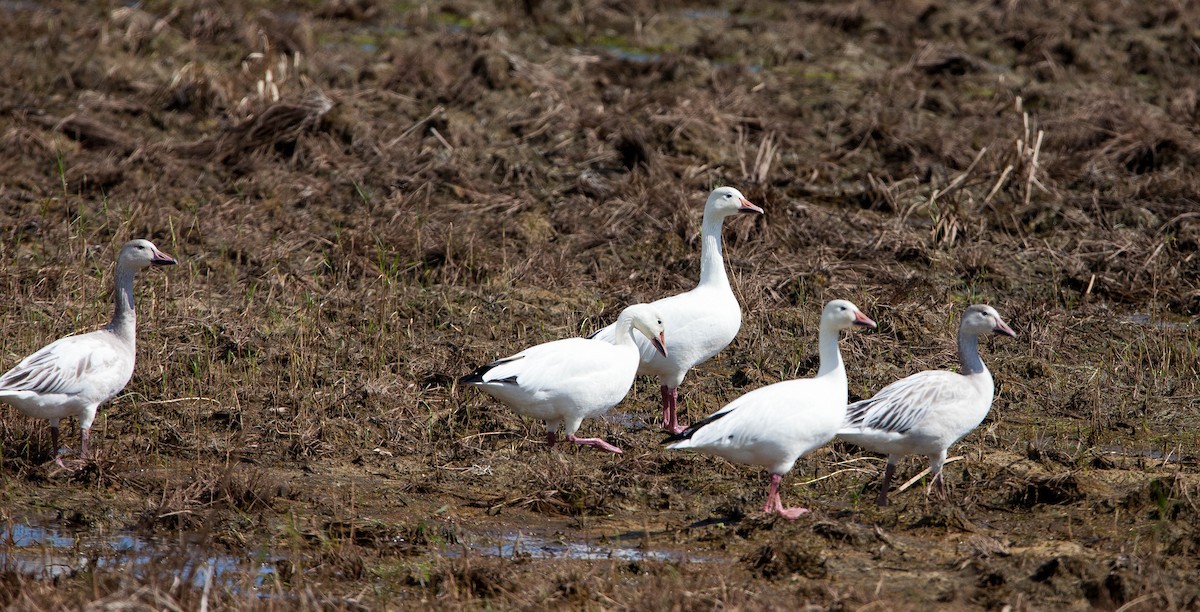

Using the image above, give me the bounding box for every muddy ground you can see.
[0,0,1198,609]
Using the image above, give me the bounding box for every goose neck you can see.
[107,264,137,344]
[612,316,636,347]
[697,213,730,289]
[815,325,846,379]
[957,332,986,376]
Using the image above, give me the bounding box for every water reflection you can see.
[0,523,276,589]
[460,529,708,562]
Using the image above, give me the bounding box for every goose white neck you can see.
[815,325,846,379]
[611,317,637,347]
[957,332,987,376]
[697,212,731,289]
[107,264,137,345]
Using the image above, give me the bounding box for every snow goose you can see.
[590,186,763,434]
[0,239,176,465]
[837,304,1017,506]
[664,300,875,519]
[460,304,667,454]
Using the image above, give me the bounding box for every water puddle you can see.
[1097,445,1195,465]
[597,45,664,64]
[603,410,651,430]
[0,523,277,590]
[588,45,764,73]
[0,0,43,11]
[1123,313,1192,331]
[1,524,80,578]
[459,529,706,562]
[680,8,731,20]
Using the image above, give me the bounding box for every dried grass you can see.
[0,0,1198,608]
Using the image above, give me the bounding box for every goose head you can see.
[821,299,876,332]
[961,304,1017,338]
[621,304,668,357]
[119,239,177,270]
[705,186,764,219]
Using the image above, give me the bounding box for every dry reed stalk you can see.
[894,456,965,494]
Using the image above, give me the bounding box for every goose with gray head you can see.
[837,304,1017,506]
[664,300,875,519]
[590,186,763,434]
[0,239,176,465]
[460,303,668,454]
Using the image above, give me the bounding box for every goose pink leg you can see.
[50,425,67,468]
[546,431,557,446]
[80,428,91,460]
[566,434,623,454]
[928,452,948,499]
[930,470,947,499]
[49,425,91,470]
[762,473,808,519]
[660,385,685,435]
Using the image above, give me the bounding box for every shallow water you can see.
[1123,313,1192,330]
[2,519,706,588]
[680,8,731,20]
[1,524,80,579]
[1097,445,1195,465]
[0,523,276,589]
[459,529,707,562]
[603,410,651,430]
[0,0,43,11]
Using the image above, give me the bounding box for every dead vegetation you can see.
[0,0,1198,608]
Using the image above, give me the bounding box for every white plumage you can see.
[665,299,875,519]
[0,239,176,465]
[460,304,667,454]
[590,186,763,433]
[837,304,1017,505]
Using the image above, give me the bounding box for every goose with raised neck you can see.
[665,300,876,519]
[590,186,763,434]
[837,304,1017,506]
[0,239,176,465]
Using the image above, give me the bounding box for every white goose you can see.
[460,304,667,454]
[590,186,763,434]
[665,300,875,519]
[0,239,176,465]
[837,304,1016,506]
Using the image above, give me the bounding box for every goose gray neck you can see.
[957,331,986,376]
[697,212,731,289]
[107,263,137,345]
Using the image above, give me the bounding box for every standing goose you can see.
[0,239,176,465]
[460,304,667,454]
[665,300,875,519]
[837,304,1016,506]
[590,186,763,434]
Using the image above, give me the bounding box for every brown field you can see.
[1,0,1199,609]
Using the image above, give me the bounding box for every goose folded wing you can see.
[843,371,971,434]
[586,324,613,342]
[466,338,621,391]
[0,335,124,398]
